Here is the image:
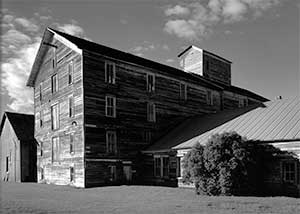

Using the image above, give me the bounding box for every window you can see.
[51,103,59,130]
[147,73,155,92]
[51,74,58,94]
[52,48,57,69]
[70,133,74,154]
[106,131,117,154]
[52,136,60,162]
[283,162,296,183]
[239,98,248,108]
[163,157,169,177]
[176,157,181,177]
[40,110,43,128]
[144,130,152,143]
[105,61,116,84]
[207,90,213,105]
[41,168,44,180]
[154,156,169,178]
[147,102,156,122]
[39,83,42,102]
[40,141,43,156]
[105,96,116,118]
[68,96,74,117]
[180,83,187,100]
[68,61,74,85]
[6,156,9,172]
[70,167,75,182]
[154,157,161,177]
[108,165,117,181]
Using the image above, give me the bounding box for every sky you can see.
[1,0,299,116]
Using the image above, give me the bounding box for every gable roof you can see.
[26,28,267,102]
[0,112,34,141]
[144,97,300,152]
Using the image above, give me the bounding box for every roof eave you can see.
[26,28,54,87]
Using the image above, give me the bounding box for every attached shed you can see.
[0,112,37,182]
[144,97,300,197]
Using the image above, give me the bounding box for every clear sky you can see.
[1,0,299,115]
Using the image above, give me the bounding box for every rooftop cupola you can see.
[178,46,232,86]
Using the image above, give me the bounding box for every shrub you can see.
[182,132,274,196]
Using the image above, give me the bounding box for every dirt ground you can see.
[1,182,299,214]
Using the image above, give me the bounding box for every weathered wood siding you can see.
[82,49,222,186]
[34,36,84,187]
[0,119,21,182]
[203,53,231,85]
[223,91,262,110]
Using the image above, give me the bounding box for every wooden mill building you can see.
[27,28,268,188]
[0,112,37,182]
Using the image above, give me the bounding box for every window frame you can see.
[52,48,57,69]
[108,165,117,181]
[51,103,60,130]
[147,102,156,122]
[68,95,75,118]
[51,74,58,94]
[105,61,116,84]
[146,73,155,92]
[70,167,75,182]
[39,83,43,102]
[106,130,117,154]
[51,136,60,163]
[105,95,116,118]
[68,60,74,85]
[207,90,213,105]
[154,156,169,178]
[282,161,296,183]
[70,133,75,154]
[180,83,187,100]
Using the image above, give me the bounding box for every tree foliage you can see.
[182,132,277,196]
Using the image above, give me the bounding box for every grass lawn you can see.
[1,182,299,214]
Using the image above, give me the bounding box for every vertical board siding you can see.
[34,37,84,187]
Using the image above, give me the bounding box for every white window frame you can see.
[51,103,59,130]
[52,136,60,162]
[180,83,187,100]
[40,110,43,128]
[52,48,57,69]
[147,102,156,122]
[283,162,296,183]
[70,167,75,182]
[70,133,75,154]
[146,73,155,92]
[154,155,169,178]
[39,83,43,102]
[105,95,116,118]
[51,74,58,94]
[68,95,75,118]
[68,60,74,85]
[105,61,116,84]
[106,131,117,154]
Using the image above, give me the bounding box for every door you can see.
[123,165,132,183]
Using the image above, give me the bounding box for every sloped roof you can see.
[0,112,34,141]
[145,97,300,152]
[27,28,267,102]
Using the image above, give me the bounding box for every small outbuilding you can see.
[0,112,37,182]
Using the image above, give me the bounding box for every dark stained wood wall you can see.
[82,49,222,186]
[34,36,85,187]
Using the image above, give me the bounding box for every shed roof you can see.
[145,97,300,152]
[0,112,34,141]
